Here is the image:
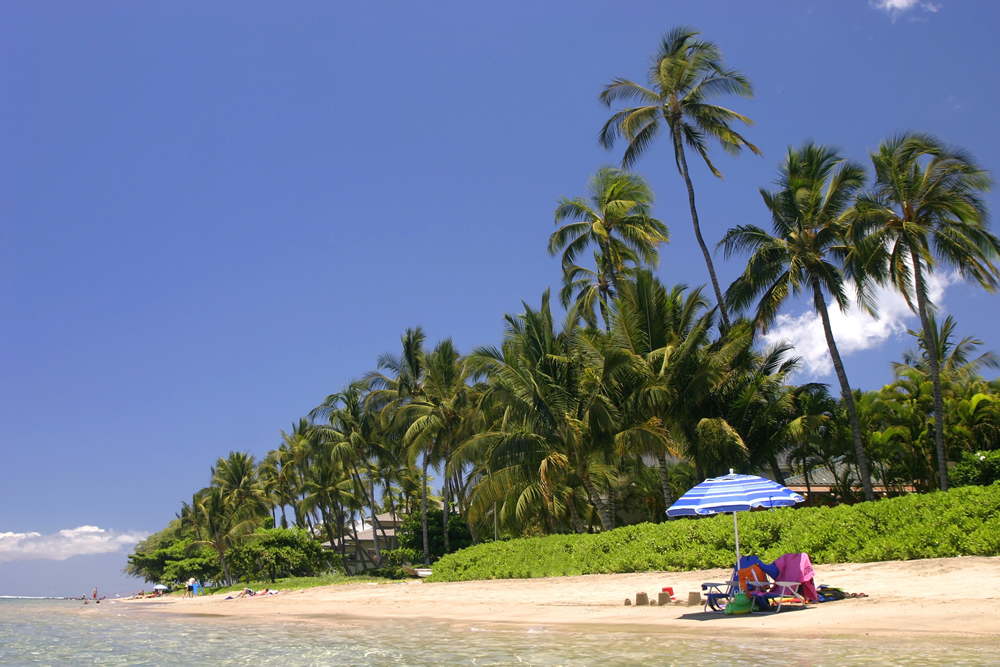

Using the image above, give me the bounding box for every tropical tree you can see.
[721,142,876,501]
[211,451,268,520]
[548,167,668,330]
[186,486,258,585]
[610,271,714,505]
[311,381,392,568]
[367,327,433,562]
[259,446,297,528]
[396,339,477,557]
[854,132,999,490]
[599,26,761,328]
[465,291,652,532]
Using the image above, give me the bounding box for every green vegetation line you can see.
[428,485,1000,582]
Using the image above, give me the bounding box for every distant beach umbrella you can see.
[667,470,804,569]
[152,584,168,591]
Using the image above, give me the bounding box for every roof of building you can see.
[321,526,396,549]
[363,512,407,525]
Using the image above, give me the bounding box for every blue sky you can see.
[3,1,999,596]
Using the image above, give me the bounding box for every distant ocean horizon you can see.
[1,598,997,666]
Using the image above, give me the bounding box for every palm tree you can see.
[259,446,296,528]
[312,381,392,568]
[211,451,268,519]
[599,26,761,328]
[397,339,477,557]
[187,486,258,585]
[610,271,713,506]
[548,167,668,330]
[467,291,642,531]
[854,132,999,490]
[559,251,638,330]
[721,142,876,501]
[279,419,316,528]
[299,453,357,572]
[895,315,1000,387]
[367,327,432,561]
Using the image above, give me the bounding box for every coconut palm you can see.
[610,271,713,506]
[396,339,477,556]
[894,314,1000,386]
[853,132,999,490]
[599,26,761,328]
[311,381,392,568]
[211,451,268,520]
[721,142,876,501]
[259,446,297,528]
[559,251,639,330]
[548,167,668,330]
[466,291,649,531]
[187,486,258,585]
[367,327,433,561]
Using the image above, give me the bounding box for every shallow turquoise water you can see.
[1,599,997,666]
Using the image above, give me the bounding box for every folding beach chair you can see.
[745,552,817,612]
[700,556,779,613]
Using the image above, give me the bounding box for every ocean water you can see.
[0,598,997,666]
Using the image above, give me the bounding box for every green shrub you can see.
[226,528,330,583]
[951,451,1000,487]
[398,510,473,562]
[428,485,1000,582]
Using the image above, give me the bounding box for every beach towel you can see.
[773,552,818,602]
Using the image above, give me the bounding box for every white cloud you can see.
[761,272,957,379]
[0,526,148,563]
[871,0,941,21]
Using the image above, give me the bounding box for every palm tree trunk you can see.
[215,544,232,585]
[320,507,338,556]
[598,298,612,333]
[804,462,813,507]
[441,454,450,554]
[656,452,673,515]
[335,505,350,573]
[346,459,384,567]
[672,125,731,329]
[567,490,585,534]
[812,279,876,502]
[911,255,949,491]
[369,474,390,565]
[421,453,430,565]
[769,455,786,485]
[580,475,614,531]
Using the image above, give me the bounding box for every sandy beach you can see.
[115,556,1000,640]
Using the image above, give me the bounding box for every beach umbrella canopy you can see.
[667,470,804,569]
[153,584,169,591]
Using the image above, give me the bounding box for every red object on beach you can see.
[662,587,674,597]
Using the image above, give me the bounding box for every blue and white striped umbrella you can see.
[667,470,804,570]
[667,471,804,517]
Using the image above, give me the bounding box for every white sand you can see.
[120,556,1000,639]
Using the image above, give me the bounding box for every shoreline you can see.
[110,556,1000,640]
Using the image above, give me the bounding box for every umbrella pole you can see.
[734,512,741,572]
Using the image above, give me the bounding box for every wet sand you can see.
[120,556,1000,639]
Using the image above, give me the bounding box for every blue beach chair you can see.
[701,556,780,612]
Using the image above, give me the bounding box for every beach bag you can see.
[817,585,846,602]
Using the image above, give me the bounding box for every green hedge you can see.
[428,484,1000,582]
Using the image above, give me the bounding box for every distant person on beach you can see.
[185,578,196,598]
[92,588,97,600]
